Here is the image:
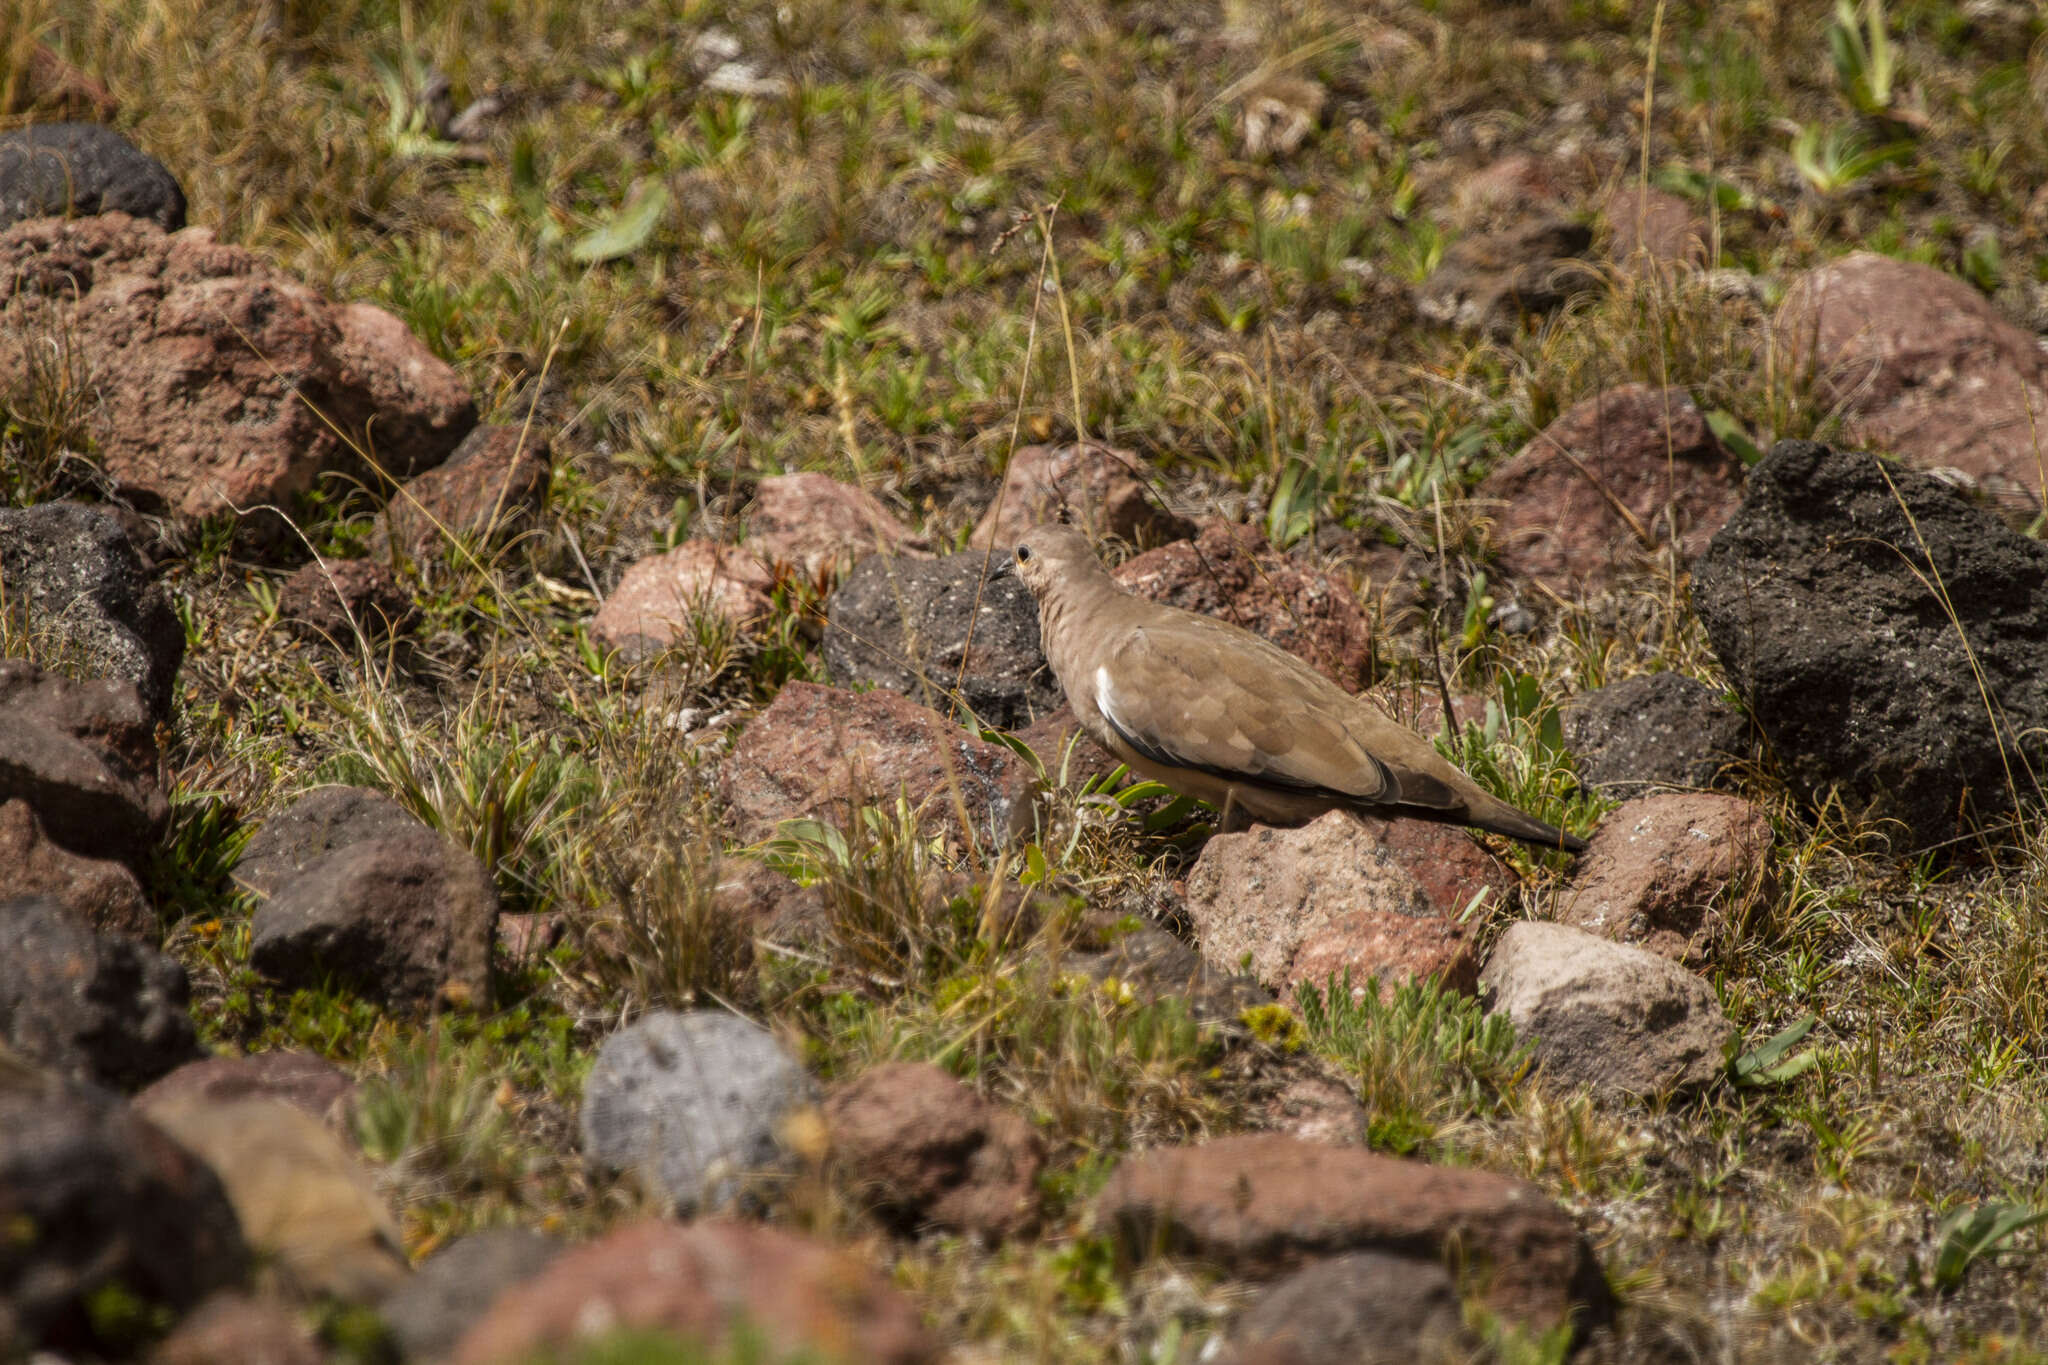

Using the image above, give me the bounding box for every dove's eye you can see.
[1016,546,1033,563]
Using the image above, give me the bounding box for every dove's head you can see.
[1005,523,1105,598]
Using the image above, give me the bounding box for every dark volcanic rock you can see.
[1562,672,1751,797]
[248,829,498,1010]
[242,786,497,1010]
[1217,1251,1471,1365]
[0,502,183,720]
[0,123,185,231]
[0,895,199,1089]
[824,551,1060,730]
[1692,440,2048,849]
[0,1067,249,1353]
[381,1228,565,1363]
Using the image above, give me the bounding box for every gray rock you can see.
[0,659,167,867]
[0,1067,248,1355]
[823,552,1059,731]
[0,502,183,720]
[1562,672,1751,797]
[381,1227,564,1362]
[1218,1251,1471,1365]
[1692,440,2048,850]
[579,1009,817,1215]
[0,894,199,1089]
[0,123,186,231]
[1479,921,1731,1096]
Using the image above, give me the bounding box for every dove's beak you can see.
[987,554,1016,582]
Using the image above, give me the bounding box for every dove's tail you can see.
[1370,793,1589,854]
[1464,803,1589,855]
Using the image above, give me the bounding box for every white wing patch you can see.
[1094,666,1136,738]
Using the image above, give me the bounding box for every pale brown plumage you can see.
[1001,523,1586,853]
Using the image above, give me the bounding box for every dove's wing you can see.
[1089,610,1465,815]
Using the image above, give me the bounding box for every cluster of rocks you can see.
[15,90,2048,1365]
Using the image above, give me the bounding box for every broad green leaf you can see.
[1935,1203,2048,1290]
[571,179,670,263]
[1730,1013,1819,1087]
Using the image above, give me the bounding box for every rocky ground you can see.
[7,2,2048,1362]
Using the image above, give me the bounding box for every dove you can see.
[999,523,1587,853]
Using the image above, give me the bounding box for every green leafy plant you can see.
[1791,124,1912,195]
[1934,1203,2048,1290]
[1729,1013,1821,1087]
[1704,409,1765,466]
[572,178,672,264]
[1828,0,1900,119]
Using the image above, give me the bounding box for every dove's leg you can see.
[1217,791,1252,833]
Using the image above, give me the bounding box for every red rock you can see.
[824,1061,1043,1239]
[591,540,776,657]
[718,681,1038,848]
[1479,384,1743,595]
[1115,521,1374,690]
[12,44,121,120]
[708,859,827,942]
[1479,921,1732,1095]
[1253,1068,1368,1147]
[972,443,1194,551]
[0,215,473,537]
[149,1293,322,1365]
[0,659,166,868]
[278,557,414,644]
[745,472,924,579]
[1778,252,2048,507]
[449,1220,938,1365]
[496,911,564,965]
[1184,811,1510,998]
[1093,1134,1609,1335]
[371,423,552,563]
[1012,704,1122,789]
[1561,793,1774,962]
[1603,184,1711,268]
[0,797,153,939]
